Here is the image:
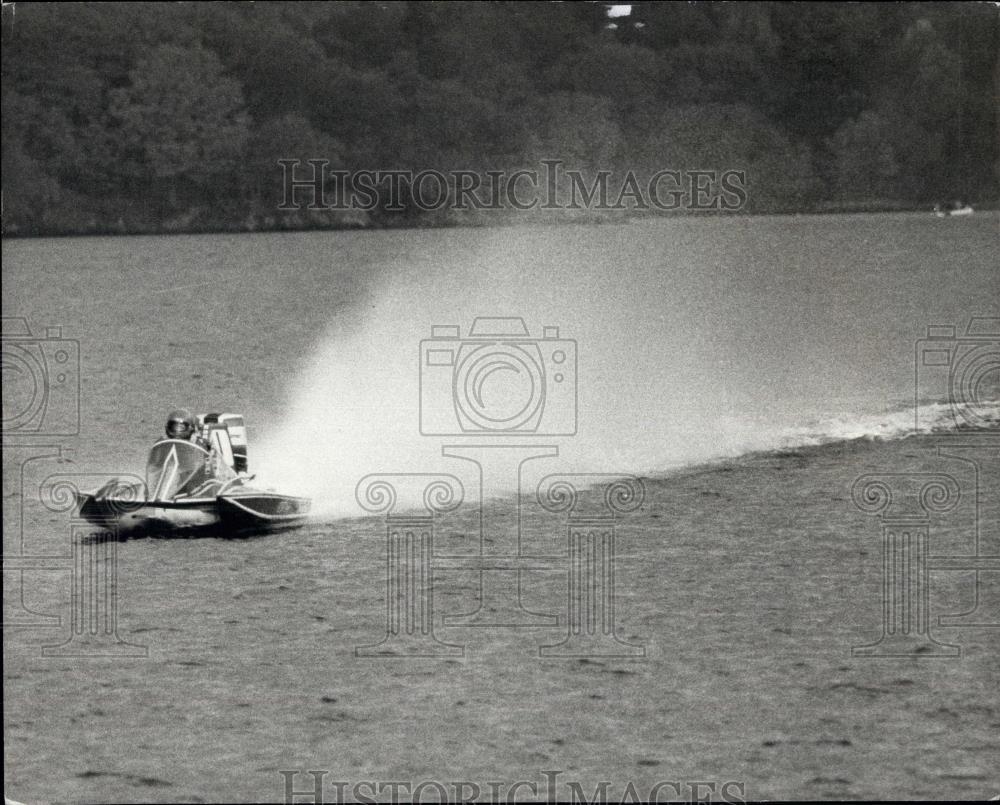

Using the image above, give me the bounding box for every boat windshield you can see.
[146,439,213,500]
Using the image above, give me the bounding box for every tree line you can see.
[2,2,997,235]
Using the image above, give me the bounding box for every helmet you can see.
[165,408,196,440]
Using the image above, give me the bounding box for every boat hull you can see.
[76,490,311,535]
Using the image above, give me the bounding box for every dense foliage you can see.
[2,2,997,234]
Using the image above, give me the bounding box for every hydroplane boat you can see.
[75,413,311,534]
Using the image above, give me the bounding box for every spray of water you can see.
[250,229,763,515]
[250,225,998,518]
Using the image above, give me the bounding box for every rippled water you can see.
[3,214,998,803]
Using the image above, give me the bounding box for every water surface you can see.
[4,213,996,510]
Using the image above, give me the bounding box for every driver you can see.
[164,408,208,448]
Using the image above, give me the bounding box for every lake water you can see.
[3,213,998,802]
[4,213,997,513]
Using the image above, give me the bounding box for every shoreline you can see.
[3,202,997,241]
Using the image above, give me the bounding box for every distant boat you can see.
[934,200,974,217]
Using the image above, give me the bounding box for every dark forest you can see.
[2,2,997,235]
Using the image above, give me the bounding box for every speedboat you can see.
[75,414,311,535]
